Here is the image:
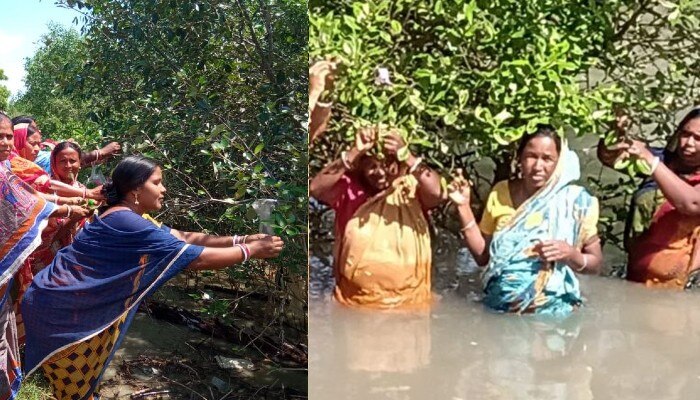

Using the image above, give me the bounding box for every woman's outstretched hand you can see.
[248,235,285,259]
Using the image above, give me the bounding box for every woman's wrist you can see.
[342,147,362,170]
[234,243,250,262]
[567,250,586,271]
[456,202,474,215]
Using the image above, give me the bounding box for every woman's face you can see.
[519,136,559,190]
[21,131,42,161]
[0,120,13,162]
[360,156,390,191]
[54,147,81,182]
[136,166,167,212]
[677,118,700,168]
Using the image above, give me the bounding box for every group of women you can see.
[0,112,285,400]
[309,61,700,315]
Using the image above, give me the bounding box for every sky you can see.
[0,0,83,97]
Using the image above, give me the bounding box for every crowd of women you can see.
[0,112,285,400]
[309,60,700,314]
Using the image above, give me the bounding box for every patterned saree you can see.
[0,162,55,399]
[481,145,597,316]
[22,210,203,400]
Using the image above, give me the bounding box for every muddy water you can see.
[310,262,700,400]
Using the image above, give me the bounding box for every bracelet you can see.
[95,148,100,162]
[54,194,60,204]
[341,151,352,170]
[235,244,250,262]
[408,157,423,174]
[82,187,87,199]
[576,254,587,272]
[65,205,72,218]
[650,156,661,175]
[232,235,249,245]
[460,220,477,232]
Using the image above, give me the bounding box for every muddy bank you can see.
[97,312,307,399]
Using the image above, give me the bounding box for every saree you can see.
[334,174,431,308]
[625,173,700,288]
[30,175,88,275]
[481,145,597,316]
[0,162,55,399]
[22,210,203,400]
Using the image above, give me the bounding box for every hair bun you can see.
[102,180,121,206]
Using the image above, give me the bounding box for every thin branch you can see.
[614,0,651,41]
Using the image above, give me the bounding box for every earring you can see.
[134,193,140,205]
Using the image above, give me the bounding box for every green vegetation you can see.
[12,0,308,374]
[310,0,700,257]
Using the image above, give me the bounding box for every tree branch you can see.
[235,0,276,84]
[614,0,651,41]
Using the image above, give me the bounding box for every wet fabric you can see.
[0,163,55,399]
[626,173,700,288]
[22,210,203,400]
[329,173,370,242]
[481,145,597,316]
[335,174,431,308]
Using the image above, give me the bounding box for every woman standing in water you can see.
[310,126,443,308]
[450,125,602,315]
[22,156,284,400]
[598,108,700,288]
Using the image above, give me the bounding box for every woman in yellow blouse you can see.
[449,124,602,315]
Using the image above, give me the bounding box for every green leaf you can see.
[494,109,513,124]
[390,20,402,35]
[443,111,458,126]
[254,143,264,155]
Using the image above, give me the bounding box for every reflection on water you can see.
[311,257,700,399]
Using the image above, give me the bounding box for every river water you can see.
[310,254,700,400]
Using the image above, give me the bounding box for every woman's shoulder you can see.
[100,210,160,232]
[489,180,510,196]
[564,184,598,205]
[484,180,514,210]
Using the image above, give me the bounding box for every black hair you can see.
[664,108,700,165]
[675,108,700,137]
[101,155,159,207]
[51,141,83,165]
[11,115,35,126]
[0,112,11,126]
[516,124,562,157]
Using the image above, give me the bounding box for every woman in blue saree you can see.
[21,156,284,400]
[449,125,603,315]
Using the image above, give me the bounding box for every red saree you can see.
[627,175,700,288]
